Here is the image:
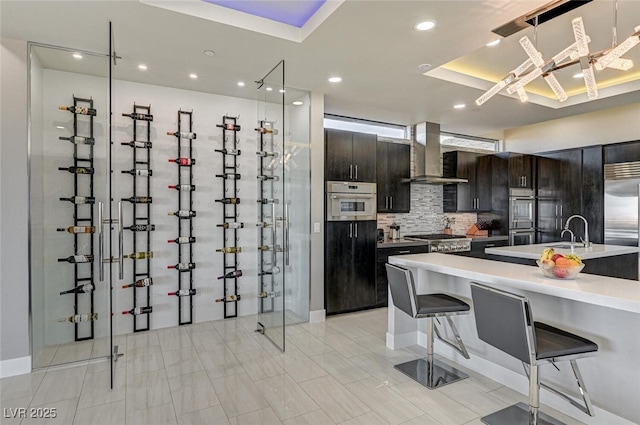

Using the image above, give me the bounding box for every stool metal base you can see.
[480,402,566,425]
[394,358,468,390]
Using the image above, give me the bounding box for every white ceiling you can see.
[2,0,640,138]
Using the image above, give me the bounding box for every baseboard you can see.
[0,356,31,378]
[386,331,418,350]
[309,309,326,323]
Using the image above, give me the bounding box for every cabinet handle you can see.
[355,222,358,238]
[349,164,353,180]
[349,223,353,238]
[398,250,411,254]
[385,196,389,209]
[485,244,496,247]
[355,164,358,180]
[390,196,393,209]
[524,176,527,187]
[560,204,563,216]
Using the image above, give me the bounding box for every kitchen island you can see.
[387,253,640,425]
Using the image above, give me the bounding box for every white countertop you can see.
[389,253,640,313]
[485,242,639,260]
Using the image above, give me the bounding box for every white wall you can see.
[309,91,325,316]
[504,103,640,153]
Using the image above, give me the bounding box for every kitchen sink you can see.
[545,243,580,249]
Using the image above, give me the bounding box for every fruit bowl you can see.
[536,260,585,280]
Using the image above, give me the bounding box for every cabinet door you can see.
[509,153,524,187]
[387,143,410,212]
[325,221,354,314]
[476,155,493,211]
[325,129,352,181]
[376,141,390,212]
[351,221,377,310]
[582,146,604,244]
[351,132,376,182]
[604,141,640,164]
[522,154,535,189]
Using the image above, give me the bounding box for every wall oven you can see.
[326,181,377,221]
[509,188,536,245]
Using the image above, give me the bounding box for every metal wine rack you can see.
[57,95,96,341]
[216,115,242,318]
[169,110,196,326]
[256,120,279,315]
[120,104,154,332]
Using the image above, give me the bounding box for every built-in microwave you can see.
[326,181,377,221]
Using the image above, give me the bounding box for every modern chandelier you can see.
[476,14,640,106]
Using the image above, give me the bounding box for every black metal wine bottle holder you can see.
[216,115,242,318]
[121,104,154,332]
[57,95,96,341]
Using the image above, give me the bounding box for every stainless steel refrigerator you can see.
[604,162,640,247]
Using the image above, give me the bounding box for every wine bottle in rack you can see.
[122,112,153,121]
[257,198,279,204]
[59,196,95,204]
[121,141,152,148]
[57,226,95,234]
[168,210,196,218]
[123,251,153,260]
[58,313,98,323]
[259,266,281,276]
[59,136,95,145]
[58,255,93,263]
[59,105,97,116]
[255,127,278,134]
[168,158,196,166]
[256,150,279,157]
[216,173,241,180]
[168,289,196,297]
[168,262,196,272]
[127,224,156,232]
[258,245,282,252]
[121,196,152,204]
[216,247,242,254]
[122,169,152,177]
[215,148,241,156]
[167,131,197,139]
[217,123,241,131]
[256,222,273,228]
[58,166,94,174]
[168,236,196,244]
[59,283,94,295]
[215,197,240,204]
[216,294,241,303]
[257,175,280,181]
[217,222,244,229]
[168,184,196,191]
[217,270,242,280]
[122,277,153,288]
[122,306,153,315]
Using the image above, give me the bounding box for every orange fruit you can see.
[555,257,572,267]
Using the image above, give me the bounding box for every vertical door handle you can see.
[560,204,563,216]
[524,176,527,187]
[272,203,278,267]
[98,201,104,281]
[118,201,123,280]
[555,204,558,216]
[284,203,290,266]
[349,164,353,180]
[349,223,353,238]
[390,196,393,210]
[355,164,358,180]
[477,198,480,210]
[385,196,388,209]
[355,222,358,238]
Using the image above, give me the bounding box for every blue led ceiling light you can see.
[204,0,326,28]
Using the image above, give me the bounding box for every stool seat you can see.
[416,294,470,316]
[534,322,598,360]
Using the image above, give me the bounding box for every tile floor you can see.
[0,308,588,425]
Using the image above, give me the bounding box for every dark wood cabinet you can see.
[604,140,640,164]
[325,221,377,315]
[509,153,535,189]
[376,244,430,307]
[581,146,604,244]
[452,238,509,260]
[325,129,376,182]
[377,141,410,213]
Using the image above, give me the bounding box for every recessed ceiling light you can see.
[138,64,148,71]
[203,50,215,57]
[56,125,65,129]
[486,39,501,47]
[237,81,245,87]
[418,63,432,72]
[573,72,584,79]
[292,101,303,106]
[279,89,286,93]
[454,104,466,109]
[328,76,342,83]
[72,53,83,59]
[266,87,273,91]
[414,21,436,31]
[189,73,198,79]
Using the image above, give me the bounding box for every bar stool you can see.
[386,263,471,389]
[470,282,597,425]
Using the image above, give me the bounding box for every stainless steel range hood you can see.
[411,122,468,184]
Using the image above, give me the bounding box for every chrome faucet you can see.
[561,228,575,244]
[564,215,591,247]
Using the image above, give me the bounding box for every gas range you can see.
[404,234,472,253]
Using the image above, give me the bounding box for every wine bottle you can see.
[215,198,240,204]
[255,127,278,134]
[121,196,152,204]
[122,169,152,177]
[168,158,196,166]
[121,141,152,148]
[256,222,273,228]
[59,136,95,145]
[57,226,95,234]
[58,313,98,323]
[216,294,241,303]
[256,150,279,158]
[216,123,241,131]
[259,266,281,276]
[216,173,241,180]
[59,283,94,295]
[168,210,196,218]
[126,224,155,232]
[122,277,153,289]
[217,270,242,280]
[122,112,153,121]
[123,251,153,260]
[58,166,94,174]
[168,184,195,191]
[258,245,282,252]
[257,198,279,204]
[168,262,196,272]
[168,289,196,297]
[215,148,241,156]
[122,306,153,315]
[167,131,197,139]
[59,196,95,204]
[168,236,196,244]
[257,175,279,181]
[217,222,244,229]
[58,255,93,263]
[216,247,242,254]
[59,105,97,116]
